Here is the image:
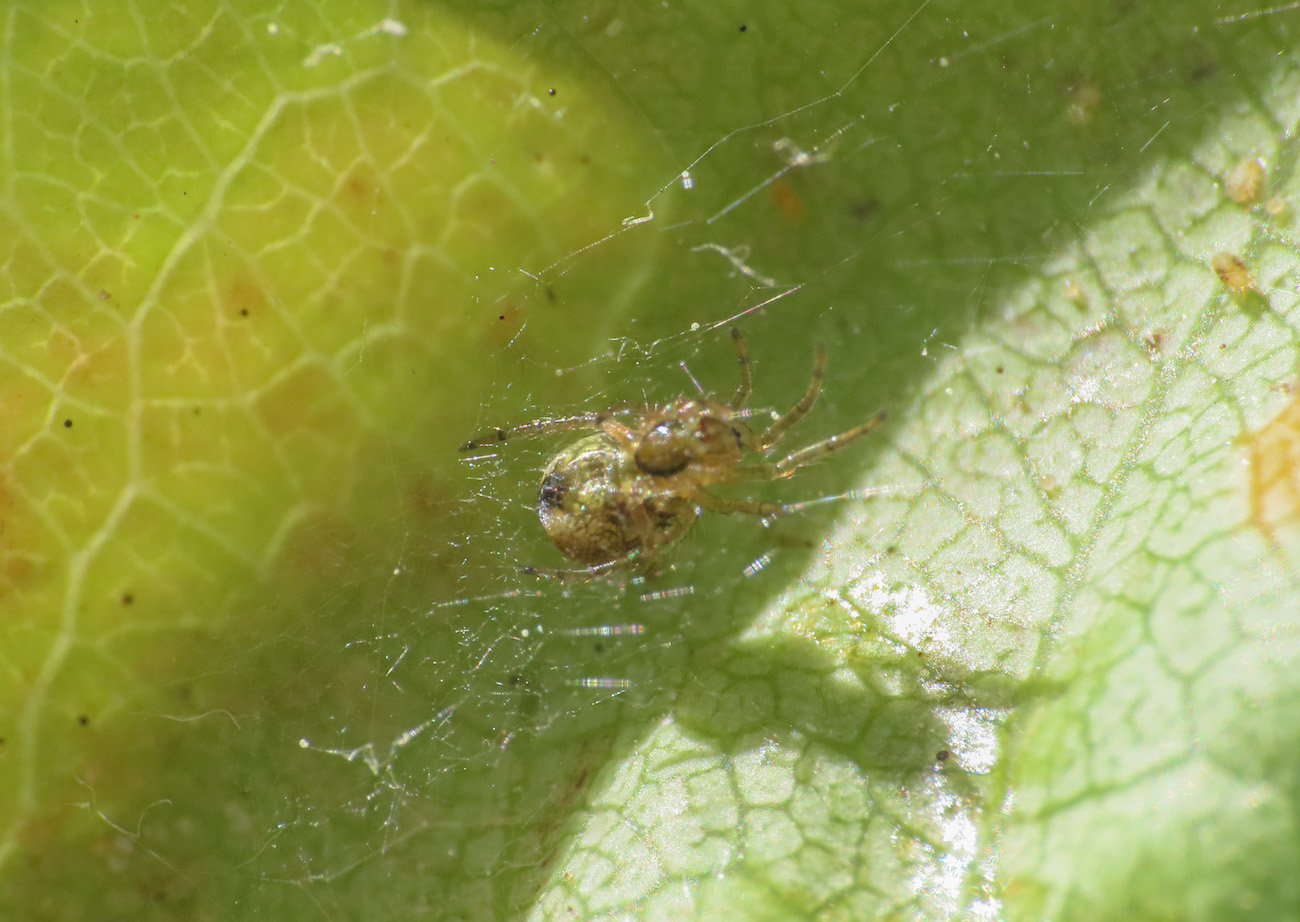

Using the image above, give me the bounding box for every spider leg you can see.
[756,342,826,449]
[522,547,655,581]
[729,327,753,410]
[599,417,639,451]
[460,402,643,451]
[729,409,887,481]
[693,491,784,518]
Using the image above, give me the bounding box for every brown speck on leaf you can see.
[63,419,72,428]
[77,714,89,727]
[848,198,879,222]
[405,472,456,521]
[96,289,111,301]
[1065,81,1101,126]
[1247,394,1300,547]
[225,276,267,319]
[770,179,804,221]
[1211,251,1260,297]
[1189,57,1218,82]
[488,298,529,346]
[274,507,352,583]
[121,592,134,606]
[345,168,375,202]
[1225,157,1265,205]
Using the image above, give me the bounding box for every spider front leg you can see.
[459,402,642,451]
[521,547,657,581]
[756,342,827,449]
[729,326,753,410]
[731,409,888,481]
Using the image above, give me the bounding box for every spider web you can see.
[7,0,1300,920]
[256,3,1278,918]
[233,3,995,914]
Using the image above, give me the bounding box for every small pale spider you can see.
[460,328,886,578]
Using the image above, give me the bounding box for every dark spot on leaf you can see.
[771,179,804,221]
[1189,57,1218,82]
[848,198,879,221]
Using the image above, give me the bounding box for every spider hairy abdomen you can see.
[538,434,697,566]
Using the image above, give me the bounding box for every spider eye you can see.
[635,422,692,476]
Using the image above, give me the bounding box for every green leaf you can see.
[3,0,1299,920]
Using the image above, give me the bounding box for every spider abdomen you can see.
[537,434,697,566]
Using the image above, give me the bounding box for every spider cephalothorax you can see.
[461,328,886,578]
[632,400,746,476]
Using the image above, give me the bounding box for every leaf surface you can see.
[2,1,1298,920]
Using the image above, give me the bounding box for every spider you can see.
[459,328,887,578]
